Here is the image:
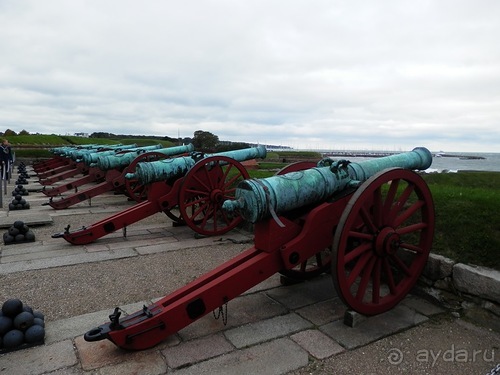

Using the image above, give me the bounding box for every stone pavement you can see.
[0,165,499,374]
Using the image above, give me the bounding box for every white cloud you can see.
[0,0,499,152]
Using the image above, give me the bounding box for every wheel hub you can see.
[210,189,224,204]
[375,227,400,256]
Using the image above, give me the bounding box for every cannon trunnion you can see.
[83,147,435,351]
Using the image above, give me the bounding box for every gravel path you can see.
[1,241,248,321]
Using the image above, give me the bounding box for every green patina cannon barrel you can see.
[79,144,166,165]
[91,144,194,171]
[126,145,267,185]
[50,144,106,156]
[222,147,432,223]
[71,144,139,162]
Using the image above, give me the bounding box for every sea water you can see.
[311,151,500,173]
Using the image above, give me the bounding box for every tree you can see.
[19,129,30,135]
[192,130,219,152]
[4,129,17,136]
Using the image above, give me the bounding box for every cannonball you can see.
[23,202,30,209]
[3,234,14,244]
[17,184,23,189]
[22,225,29,234]
[24,325,45,344]
[33,317,45,327]
[13,221,25,229]
[14,311,34,331]
[22,304,34,314]
[33,311,45,321]
[8,203,15,210]
[24,231,35,242]
[0,316,13,335]
[14,195,22,201]
[15,234,25,242]
[8,227,20,237]
[2,329,24,348]
[2,298,23,317]
[19,198,26,205]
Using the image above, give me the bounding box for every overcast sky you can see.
[1,1,499,152]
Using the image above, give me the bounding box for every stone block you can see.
[453,263,500,303]
[422,253,455,281]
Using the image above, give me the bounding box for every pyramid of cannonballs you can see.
[0,298,45,352]
[3,221,35,244]
[9,190,30,210]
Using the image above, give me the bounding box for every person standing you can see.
[0,139,13,180]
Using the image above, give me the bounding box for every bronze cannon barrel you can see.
[126,145,267,185]
[222,147,432,223]
[92,144,194,171]
[71,144,138,162]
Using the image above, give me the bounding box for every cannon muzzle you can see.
[222,147,432,223]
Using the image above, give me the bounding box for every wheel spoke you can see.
[360,206,378,233]
[355,255,377,302]
[372,186,383,227]
[393,200,425,227]
[389,254,412,277]
[383,179,400,217]
[388,183,415,222]
[345,242,372,263]
[396,222,427,235]
[347,251,373,287]
[382,257,397,295]
[399,242,424,254]
[372,258,382,304]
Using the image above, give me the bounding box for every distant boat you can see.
[434,151,445,158]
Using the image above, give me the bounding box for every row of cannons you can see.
[32,143,435,351]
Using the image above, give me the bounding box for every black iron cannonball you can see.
[15,234,25,242]
[3,234,15,244]
[8,227,19,237]
[2,298,23,318]
[0,315,13,335]
[13,221,25,229]
[24,325,45,344]
[2,329,24,348]
[24,231,35,242]
[33,311,45,321]
[33,317,45,328]
[14,311,34,331]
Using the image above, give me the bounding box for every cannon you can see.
[37,144,145,185]
[40,145,164,193]
[83,147,434,350]
[52,146,267,244]
[45,144,194,209]
[34,144,122,175]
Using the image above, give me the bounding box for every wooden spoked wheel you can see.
[332,168,434,315]
[178,156,250,236]
[276,162,333,281]
[124,152,170,202]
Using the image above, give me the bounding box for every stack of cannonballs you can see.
[17,162,30,181]
[0,298,45,352]
[9,186,30,210]
[3,221,36,245]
